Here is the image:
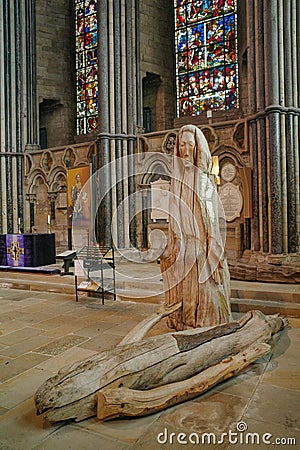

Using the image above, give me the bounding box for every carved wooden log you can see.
[119,301,182,346]
[97,342,270,420]
[34,311,287,423]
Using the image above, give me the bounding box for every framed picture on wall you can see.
[67,165,91,228]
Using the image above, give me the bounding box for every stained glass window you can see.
[75,0,98,134]
[175,0,238,117]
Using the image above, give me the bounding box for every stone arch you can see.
[49,168,67,192]
[27,169,49,195]
[63,147,76,168]
[41,151,53,173]
[31,175,50,233]
[214,145,252,259]
[212,145,245,168]
[87,143,97,163]
[138,153,172,186]
[25,154,33,175]
[233,121,246,150]
[201,126,218,151]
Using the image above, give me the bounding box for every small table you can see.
[56,250,76,275]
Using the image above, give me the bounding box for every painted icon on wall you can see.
[67,165,91,227]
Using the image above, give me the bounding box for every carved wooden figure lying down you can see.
[34,307,287,424]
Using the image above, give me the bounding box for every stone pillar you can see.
[48,192,57,221]
[25,0,39,150]
[27,193,36,233]
[114,0,125,248]
[248,0,299,255]
[97,0,137,248]
[283,0,297,252]
[0,1,38,234]
[250,121,259,252]
[246,0,256,111]
[258,118,269,252]
[97,0,112,247]
[126,0,137,247]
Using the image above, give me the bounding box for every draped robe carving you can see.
[160,125,232,330]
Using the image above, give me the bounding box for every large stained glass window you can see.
[75,0,98,134]
[175,0,238,117]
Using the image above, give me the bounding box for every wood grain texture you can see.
[160,125,232,330]
[34,311,287,423]
[97,342,270,420]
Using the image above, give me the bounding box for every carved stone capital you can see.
[48,192,57,202]
[26,193,36,203]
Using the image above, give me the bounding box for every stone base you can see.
[229,252,300,284]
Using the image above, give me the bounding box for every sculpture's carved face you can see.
[179,131,195,166]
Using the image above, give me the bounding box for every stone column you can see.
[293,0,300,251]
[278,0,288,252]
[97,0,137,248]
[27,193,36,233]
[258,118,269,252]
[255,0,265,110]
[264,0,284,254]
[3,0,13,233]
[246,0,256,112]
[250,121,260,252]
[97,0,112,247]
[25,0,39,150]
[114,0,125,248]
[247,0,300,255]
[126,0,137,247]
[283,0,297,252]
[0,1,38,234]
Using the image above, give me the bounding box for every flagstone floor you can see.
[0,287,299,450]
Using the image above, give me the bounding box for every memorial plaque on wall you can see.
[220,162,236,182]
[150,178,170,222]
[219,182,243,222]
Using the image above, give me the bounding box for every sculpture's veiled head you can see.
[175,124,212,174]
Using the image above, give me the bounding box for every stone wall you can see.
[137,118,252,261]
[140,0,175,131]
[36,0,75,148]
[25,142,96,252]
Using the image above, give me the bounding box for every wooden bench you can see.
[56,250,77,275]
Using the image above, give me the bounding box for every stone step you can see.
[115,279,163,291]
[0,267,299,316]
[116,288,165,304]
[230,280,300,303]
[231,297,300,318]
[0,276,75,295]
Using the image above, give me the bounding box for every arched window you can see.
[175,0,238,117]
[75,0,98,135]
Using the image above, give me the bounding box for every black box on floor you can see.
[1,233,56,267]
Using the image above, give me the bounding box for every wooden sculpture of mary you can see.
[160,124,232,331]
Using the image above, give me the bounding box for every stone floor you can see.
[0,287,299,450]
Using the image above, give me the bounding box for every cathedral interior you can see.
[0,1,299,274]
[0,1,299,448]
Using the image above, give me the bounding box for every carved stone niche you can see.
[150,178,170,222]
[218,158,245,260]
[162,131,177,155]
[41,152,53,173]
[219,160,243,223]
